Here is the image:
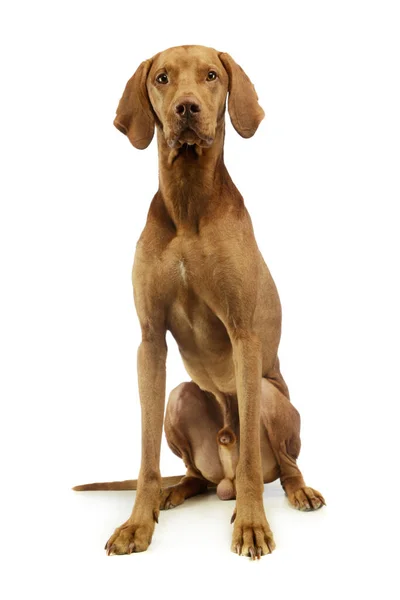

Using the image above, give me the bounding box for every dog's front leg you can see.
[105,332,167,555]
[231,331,275,559]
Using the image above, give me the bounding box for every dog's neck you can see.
[156,123,241,232]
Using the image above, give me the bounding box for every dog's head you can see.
[114,45,265,150]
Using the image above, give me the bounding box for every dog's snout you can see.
[175,97,201,117]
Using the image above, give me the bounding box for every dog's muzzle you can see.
[166,95,214,148]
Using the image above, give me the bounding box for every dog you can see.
[74,45,325,560]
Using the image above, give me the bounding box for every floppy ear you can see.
[219,53,265,138]
[114,59,154,149]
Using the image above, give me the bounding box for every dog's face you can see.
[147,46,228,149]
[114,45,265,151]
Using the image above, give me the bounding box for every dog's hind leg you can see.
[260,378,326,511]
[161,382,224,509]
[160,471,208,510]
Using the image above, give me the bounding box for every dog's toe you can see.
[288,486,326,511]
[160,485,186,510]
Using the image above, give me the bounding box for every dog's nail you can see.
[249,547,255,560]
[266,539,274,553]
[128,542,135,554]
[230,511,236,524]
[257,547,262,560]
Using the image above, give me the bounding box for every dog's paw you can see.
[287,486,326,511]
[231,507,275,559]
[160,485,186,510]
[105,519,155,555]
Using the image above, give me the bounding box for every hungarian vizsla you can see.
[74,45,325,560]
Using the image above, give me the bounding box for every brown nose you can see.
[174,96,201,117]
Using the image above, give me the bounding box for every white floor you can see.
[5,469,395,600]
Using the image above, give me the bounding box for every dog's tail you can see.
[72,475,185,492]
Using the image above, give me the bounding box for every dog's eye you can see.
[156,73,169,84]
[207,71,217,81]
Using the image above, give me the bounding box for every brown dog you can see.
[74,45,325,559]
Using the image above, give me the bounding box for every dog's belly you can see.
[167,293,236,395]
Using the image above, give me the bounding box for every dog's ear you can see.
[219,53,265,138]
[114,59,154,149]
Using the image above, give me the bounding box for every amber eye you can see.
[207,71,217,81]
[156,73,169,84]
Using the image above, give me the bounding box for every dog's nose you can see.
[174,97,201,117]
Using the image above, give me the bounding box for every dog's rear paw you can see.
[288,486,325,511]
[160,485,186,510]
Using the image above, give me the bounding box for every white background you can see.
[1,1,399,598]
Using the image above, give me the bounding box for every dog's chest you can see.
[177,258,188,286]
[167,278,235,393]
[163,240,231,357]
[167,261,226,346]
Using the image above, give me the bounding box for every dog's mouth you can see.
[167,125,214,149]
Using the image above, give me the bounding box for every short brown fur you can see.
[74,45,325,559]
